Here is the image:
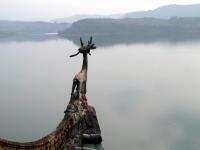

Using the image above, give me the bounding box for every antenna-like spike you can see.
[89,36,92,44]
[80,37,83,47]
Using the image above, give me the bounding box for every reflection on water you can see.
[0,34,63,43]
[2,33,200,47]
[66,35,200,47]
[0,40,200,150]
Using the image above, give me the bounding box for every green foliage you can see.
[59,17,200,46]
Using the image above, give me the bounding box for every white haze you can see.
[0,0,200,21]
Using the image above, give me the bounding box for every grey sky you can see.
[1,0,200,21]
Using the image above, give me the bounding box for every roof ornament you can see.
[70,36,96,57]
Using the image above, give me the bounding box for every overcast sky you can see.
[1,0,200,21]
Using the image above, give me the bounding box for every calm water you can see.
[1,39,200,150]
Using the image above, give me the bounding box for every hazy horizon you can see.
[1,0,200,21]
[1,1,200,149]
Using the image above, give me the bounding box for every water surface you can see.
[0,40,200,150]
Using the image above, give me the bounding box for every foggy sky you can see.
[1,0,200,21]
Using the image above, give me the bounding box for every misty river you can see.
[0,39,200,150]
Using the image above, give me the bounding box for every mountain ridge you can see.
[52,4,200,23]
[125,4,200,19]
[59,17,200,46]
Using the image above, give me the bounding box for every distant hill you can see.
[0,20,70,34]
[59,17,200,46]
[51,14,123,23]
[125,4,200,19]
[52,4,200,23]
[0,20,70,41]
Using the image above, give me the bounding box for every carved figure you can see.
[65,37,96,112]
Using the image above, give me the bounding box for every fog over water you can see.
[0,39,200,150]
